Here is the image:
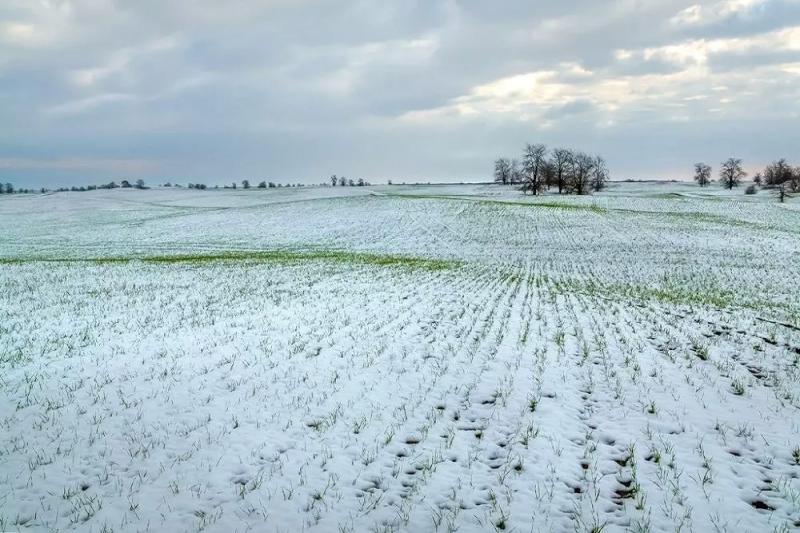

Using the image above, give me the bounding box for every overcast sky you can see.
[1,0,799,187]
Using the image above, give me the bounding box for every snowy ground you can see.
[1,182,799,533]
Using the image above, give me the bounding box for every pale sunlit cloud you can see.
[670,0,769,26]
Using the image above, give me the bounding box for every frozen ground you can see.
[1,182,799,532]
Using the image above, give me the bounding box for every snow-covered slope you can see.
[1,183,798,532]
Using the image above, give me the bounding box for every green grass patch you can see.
[552,276,797,314]
[648,193,685,199]
[613,282,735,308]
[385,193,607,213]
[609,208,749,226]
[0,250,458,271]
[554,277,731,307]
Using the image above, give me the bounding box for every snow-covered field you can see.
[1,182,799,532]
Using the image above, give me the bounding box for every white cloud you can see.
[400,68,602,125]
[398,23,800,128]
[619,25,800,67]
[671,0,768,26]
[67,36,182,88]
[1,0,799,184]
[45,93,139,115]
[0,21,50,47]
[46,71,216,116]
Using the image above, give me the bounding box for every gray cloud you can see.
[0,0,799,187]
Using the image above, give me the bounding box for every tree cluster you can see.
[329,175,370,187]
[761,158,800,203]
[694,158,747,189]
[121,179,147,189]
[694,157,799,201]
[761,158,799,189]
[2,179,316,194]
[219,181,305,189]
[0,183,47,194]
[0,182,38,194]
[494,144,608,195]
[39,180,149,193]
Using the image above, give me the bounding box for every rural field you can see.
[1,182,799,533]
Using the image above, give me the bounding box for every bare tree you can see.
[551,148,573,194]
[509,159,521,185]
[569,152,594,195]
[339,176,346,186]
[493,158,512,185]
[541,160,555,190]
[719,158,746,190]
[763,158,792,186]
[521,143,547,195]
[693,162,712,187]
[330,175,337,186]
[777,182,787,203]
[590,155,608,192]
[793,166,800,192]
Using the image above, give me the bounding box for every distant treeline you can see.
[693,158,799,202]
[184,180,307,189]
[0,179,316,194]
[493,144,609,195]
[0,179,149,194]
[328,175,371,187]
[59,179,148,192]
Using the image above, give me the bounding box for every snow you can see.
[0,183,799,532]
